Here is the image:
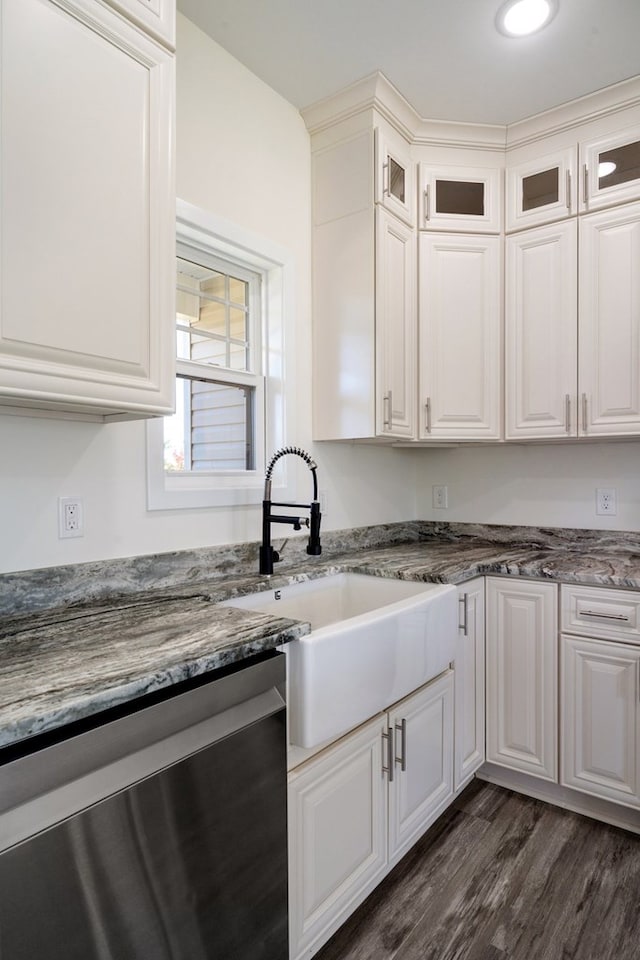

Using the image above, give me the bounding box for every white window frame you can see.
[146,200,297,509]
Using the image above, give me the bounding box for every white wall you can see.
[417,441,640,531]
[0,14,417,575]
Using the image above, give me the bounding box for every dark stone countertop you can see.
[4,523,640,752]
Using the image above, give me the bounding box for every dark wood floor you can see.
[314,780,640,960]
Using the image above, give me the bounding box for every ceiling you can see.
[176,0,640,126]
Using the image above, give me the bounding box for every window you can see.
[165,252,263,473]
[146,200,295,510]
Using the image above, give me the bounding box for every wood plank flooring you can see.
[313,780,640,960]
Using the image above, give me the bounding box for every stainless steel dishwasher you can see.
[0,653,288,960]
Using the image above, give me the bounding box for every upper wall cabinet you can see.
[375,129,416,227]
[312,128,416,441]
[506,147,577,232]
[505,220,578,439]
[419,165,502,233]
[376,209,417,439]
[580,126,640,213]
[579,201,640,437]
[0,0,175,421]
[418,233,502,440]
[103,0,175,48]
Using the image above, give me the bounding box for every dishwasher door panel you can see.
[0,665,288,960]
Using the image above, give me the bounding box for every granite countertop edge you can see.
[4,533,640,752]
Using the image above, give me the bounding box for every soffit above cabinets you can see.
[176,0,640,127]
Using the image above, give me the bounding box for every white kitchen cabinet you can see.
[388,672,454,864]
[507,201,640,440]
[288,671,453,960]
[103,0,175,48]
[376,208,417,438]
[454,579,485,791]
[486,578,558,783]
[561,634,640,809]
[288,714,388,960]
[506,146,577,232]
[375,128,416,227]
[505,220,578,439]
[0,0,175,421]
[578,201,640,437]
[418,232,502,440]
[580,124,640,213]
[312,129,416,441]
[419,164,502,233]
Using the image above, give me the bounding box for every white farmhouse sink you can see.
[223,573,457,748]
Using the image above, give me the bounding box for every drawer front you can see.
[561,585,640,642]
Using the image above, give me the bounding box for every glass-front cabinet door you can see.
[580,126,640,212]
[506,147,577,232]
[375,128,415,227]
[419,165,501,233]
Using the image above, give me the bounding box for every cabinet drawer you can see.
[561,585,640,642]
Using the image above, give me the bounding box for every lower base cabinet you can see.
[561,633,640,809]
[454,579,486,790]
[486,577,558,782]
[288,671,454,960]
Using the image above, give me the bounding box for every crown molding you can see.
[506,74,640,150]
[302,70,640,154]
[302,71,506,150]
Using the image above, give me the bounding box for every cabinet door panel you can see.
[376,208,416,438]
[455,579,485,790]
[288,716,388,960]
[486,578,558,782]
[506,147,577,231]
[506,220,578,438]
[388,672,453,864]
[581,126,640,212]
[375,128,415,227]
[103,0,176,49]
[419,165,501,233]
[579,202,640,436]
[561,635,640,808]
[419,233,502,439]
[0,0,174,418]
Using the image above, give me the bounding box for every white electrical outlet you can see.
[596,488,617,516]
[58,497,84,538]
[432,485,448,509]
[319,491,328,516]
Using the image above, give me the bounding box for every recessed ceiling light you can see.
[598,161,617,178]
[496,0,558,37]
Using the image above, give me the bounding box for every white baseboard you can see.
[477,763,640,835]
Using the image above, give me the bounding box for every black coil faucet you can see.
[259,446,322,575]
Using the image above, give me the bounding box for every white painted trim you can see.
[302,69,640,155]
[478,763,640,835]
[146,200,298,510]
[301,71,506,150]
[506,75,640,150]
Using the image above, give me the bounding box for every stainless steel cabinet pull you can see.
[425,397,432,433]
[383,160,390,198]
[459,593,469,635]
[581,393,588,433]
[581,610,631,622]
[565,394,571,433]
[424,187,430,223]
[394,719,407,771]
[583,164,589,206]
[382,727,394,781]
[566,169,572,212]
[383,391,393,428]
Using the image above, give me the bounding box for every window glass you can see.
[598,140,640,190]
[435,179,485,216]
[168,255,260,474]
[522,167,559,211]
